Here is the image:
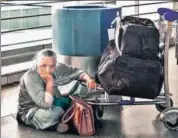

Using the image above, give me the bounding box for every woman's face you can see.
[37,56,56,74]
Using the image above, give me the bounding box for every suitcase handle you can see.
[120,16,156,27]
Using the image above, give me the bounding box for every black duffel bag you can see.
[96,42,163,99]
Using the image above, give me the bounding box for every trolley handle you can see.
[79,81,109,101]
[80,81,104,91]
[157,8,178,22]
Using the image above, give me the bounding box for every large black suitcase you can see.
[96,42,163,99]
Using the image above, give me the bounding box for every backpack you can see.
[116,16,160,60]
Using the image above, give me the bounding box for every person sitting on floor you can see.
[16,49,97,133]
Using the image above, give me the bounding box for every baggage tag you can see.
[122,96,131,101]
[107,28,115,41]
[107,11,120,41]
[122,96,153,101]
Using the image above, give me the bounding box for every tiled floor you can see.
[1,46,178,138]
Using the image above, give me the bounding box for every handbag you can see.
[62,95,95,136]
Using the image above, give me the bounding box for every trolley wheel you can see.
[160,107,178,131]
[155,98,173,112]
[163,119,178,131]
[93,105,104,121]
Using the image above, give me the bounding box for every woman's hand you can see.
[79,73,98,90]
[86,78,97,89]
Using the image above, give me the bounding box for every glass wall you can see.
[1,1,109,46]
[1,1,176,46]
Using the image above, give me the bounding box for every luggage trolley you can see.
[72,8,178,131]
[156,8,178,131]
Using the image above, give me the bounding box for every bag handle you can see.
[69,95,90,108]
[62,95,89,123]
[118,27,123,51]
[62,104,75,123]
[120,16,156,27]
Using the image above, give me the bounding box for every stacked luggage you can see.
[97,16,164,99]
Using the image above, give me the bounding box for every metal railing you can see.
[121,1,170,8]
[1,1,174,34]
[1,1,58,7]
[2,25,51,34]
[1,1,114,34]
[1,1,175,47]
[1,13,51,20]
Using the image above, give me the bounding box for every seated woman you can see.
[16,49,97,133]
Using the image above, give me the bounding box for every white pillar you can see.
[173,1,178,10]
[173,1,178,62]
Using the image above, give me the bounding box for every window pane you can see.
[139,2,173,14]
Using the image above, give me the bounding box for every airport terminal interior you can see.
[1,1,178,138]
